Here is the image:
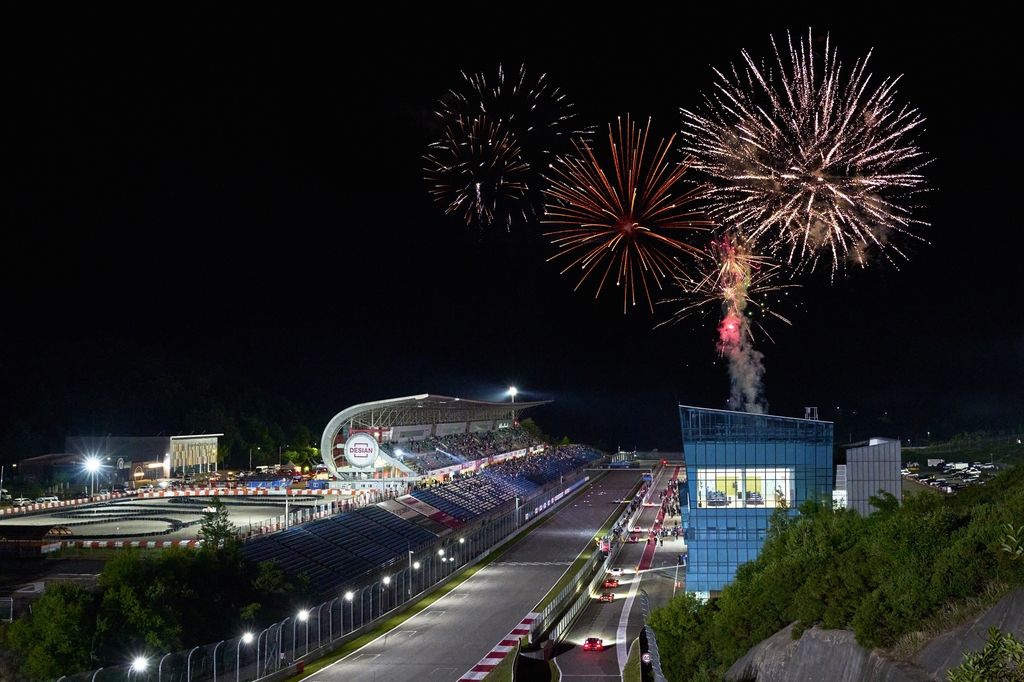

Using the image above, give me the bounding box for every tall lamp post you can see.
[344,592,354,633]
[407,550,414,596]
[292,610,309,661]
[508,386,517,403]
[236,632,253,682]
[127,656,148,682]
[85,457,101,497]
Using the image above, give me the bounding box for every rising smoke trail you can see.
[713,237,766,413]
[718,304,766,413]
[663,233,786,413]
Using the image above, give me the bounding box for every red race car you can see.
[598,593,614,602]
[603,578,620,588]
[583,637,604,651]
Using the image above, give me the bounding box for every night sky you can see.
[3,10,1021,455]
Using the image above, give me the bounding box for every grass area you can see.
[888,581,1013,661]
[292,473,608,680]
[482,645,516,682]
[622,637,641,682]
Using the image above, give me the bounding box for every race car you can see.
[599,593,614,602]
[603,578,620,588]
[583,637,604,651]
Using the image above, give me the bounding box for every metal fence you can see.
[533,483,646,644]
[63,472,593,682]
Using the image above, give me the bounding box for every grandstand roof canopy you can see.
[329,394,550,431]
[319,394,552,476]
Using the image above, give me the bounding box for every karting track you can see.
[308,470,645,682]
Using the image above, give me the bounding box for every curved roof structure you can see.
[320,393,550,479]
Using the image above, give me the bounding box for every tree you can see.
[946,627,1024,682]
[198,497,237,550]
[8,582,95,680]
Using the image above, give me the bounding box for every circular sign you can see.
[344,433,379,468]
[117,457,125,470]
[642,653,652,664]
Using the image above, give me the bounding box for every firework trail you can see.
[681,29,929,275]
[663,233,795,412]
[424,116,529,226]
[544,115,710,313]
[431,64,591,231]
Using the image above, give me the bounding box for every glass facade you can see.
[681,406,833,595]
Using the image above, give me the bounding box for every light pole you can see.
[158,653,171,682]
[382,576,391,613]
[327,597,339,642]
[212,641,224,682]
[276,621,287,672]
[186,647,199,682]
[236,632,253,682]
[508,386,517,403]
[85,457,101,498]
[292,610,308,661]
[128,656,148,682]
[413,561,421,594]
[344,592,354,633]
[407,550,414,596]
[255,627,270,679]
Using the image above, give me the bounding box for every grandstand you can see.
[317,393,550,493]
[242,444,602,599]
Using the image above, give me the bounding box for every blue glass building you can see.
[680,405,834,596]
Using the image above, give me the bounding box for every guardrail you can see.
[529,480,648,644]
[60,470,596,682]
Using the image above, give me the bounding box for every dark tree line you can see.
[0,512,309,682]
[649,465,1024,681]
[0,336,323,471]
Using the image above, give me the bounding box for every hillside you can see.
[648,446,1024,681]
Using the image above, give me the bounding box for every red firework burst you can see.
[543,115,710,313]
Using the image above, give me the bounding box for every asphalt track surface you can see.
[555,465,684,681]
[309,470,645,682]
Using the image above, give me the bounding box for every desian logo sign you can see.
[344,433,379,468]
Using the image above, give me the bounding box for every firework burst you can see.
[424,116,529,227]
[661,232,796,412]
[544,116,710,313]
[681,29,929,274]
[432,64,591,230]
[663,232,795,333]
[438,63,586,161]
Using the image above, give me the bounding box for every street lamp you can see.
[236,633,253,682]
[128,656,148,682]
[85,457,101,497]
[344,592,354,633]
[293,610,309,660]
[508,386,517,403]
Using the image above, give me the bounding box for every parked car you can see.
[35,496,59,504]
[12,497,31,506]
